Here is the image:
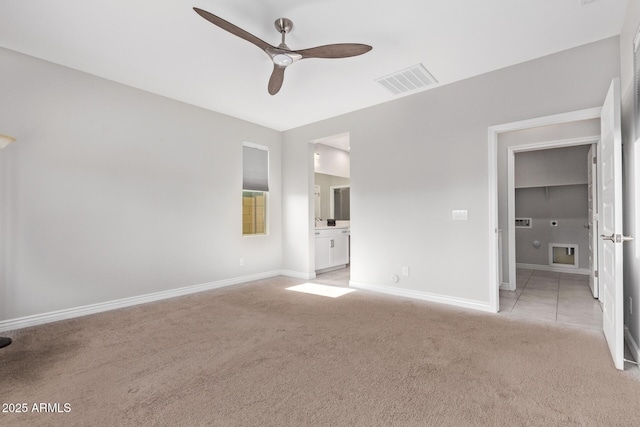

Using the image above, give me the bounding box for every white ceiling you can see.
[0,0,627,131]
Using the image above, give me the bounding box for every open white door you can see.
[598,78,630,370]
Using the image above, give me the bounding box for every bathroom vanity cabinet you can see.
[315,227,349,271]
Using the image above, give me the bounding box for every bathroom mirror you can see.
[314,173,349,220]
[331,186,350,220]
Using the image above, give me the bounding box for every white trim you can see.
[507,146,517,291]
[316,265,348,274]
[488,107,602,312]
[506,135,599,289]
[349,281,495,313]
[242,141,269,151]
[507,135,601,153]
[516,263,590,276]
[499,283,512,290]
[625,326,640,363]
[0,271,287,333]
[488,107,602,135]
[488,126,500,312]
[281,270,316,280]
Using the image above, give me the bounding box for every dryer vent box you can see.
[515,218,532,228]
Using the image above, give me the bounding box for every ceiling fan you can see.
[193,7,372,95]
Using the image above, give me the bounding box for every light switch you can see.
[452,210,468,220]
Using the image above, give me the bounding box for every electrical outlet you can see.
[239,258,244,266]
[402,266,410,277]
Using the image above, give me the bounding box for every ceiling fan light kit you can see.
[193,7,372,95]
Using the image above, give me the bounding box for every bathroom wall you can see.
[313,144,350,178]
[515,185,589,269]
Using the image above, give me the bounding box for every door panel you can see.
[598,78,624,370]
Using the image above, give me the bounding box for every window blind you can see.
[634,28,640,136]
[243,144,269,192]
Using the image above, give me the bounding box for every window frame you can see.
[242,142,269,237]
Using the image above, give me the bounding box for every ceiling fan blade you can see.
[268,65,286,95]
[296,43,372,59]
[193,8,273,52]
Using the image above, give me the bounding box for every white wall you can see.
[283,37,620,309]
[0,47,282,322]
[619,1,640,360]
[282,134,315,278]
[313,144,350,178]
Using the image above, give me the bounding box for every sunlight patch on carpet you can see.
[286,283,356,298]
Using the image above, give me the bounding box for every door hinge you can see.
[593,156,597,164]
[594,270,599,278]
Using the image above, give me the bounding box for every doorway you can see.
[311,132,351,285]
[502,142,602,330]
[489,79,627,370]
[488,107,602,313]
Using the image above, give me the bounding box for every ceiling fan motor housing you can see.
[275,18,293,34]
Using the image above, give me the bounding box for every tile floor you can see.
[499,268,602,330]
[312,266,351,287]
[316,267,603,331]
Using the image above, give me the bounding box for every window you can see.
[634,26,640,136]
[242,142,269,235]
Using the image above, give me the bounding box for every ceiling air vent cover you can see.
[375,64,437,96]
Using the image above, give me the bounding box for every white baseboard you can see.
[349,281,495,313]
[315,265,347,275]
[500,282,514,291]
[280,270,316,280]
[625,326,640,363]
[516,263,590,276]
[0,270,285,333]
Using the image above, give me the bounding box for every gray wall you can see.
[498,120,600,284]
[515,145,590,188]
[514,145,590,271]
[515,185,589,269]
[283,37,620,306]
[0,47,282,321]
[619,1,640,359]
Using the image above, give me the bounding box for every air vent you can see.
[375,64,437,96]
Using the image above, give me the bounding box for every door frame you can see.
[487,107,602,312]
[505,136,599,290]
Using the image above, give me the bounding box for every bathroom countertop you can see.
[315,226,349,230]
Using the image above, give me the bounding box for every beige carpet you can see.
[1,276,640,426]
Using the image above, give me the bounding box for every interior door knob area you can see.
[600,234,634,243]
